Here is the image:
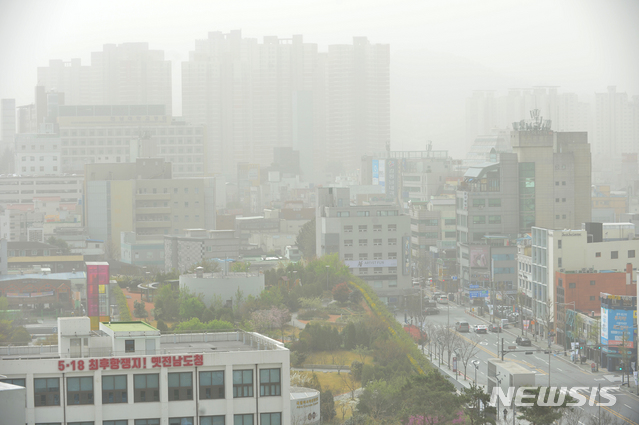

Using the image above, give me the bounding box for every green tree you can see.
[461,384,496,425]
[517,387,575,425]
[133,300,148,318]
[230,261,251,273]
[320,389,336,422]
[179,291,206,320]
[10,327,32,344]
[295,218,316,260]
[357,378,403,422]
[46,236,71,254]
[153,285,179,320]
[400,372,463,425]
[173,318,234,333]
[0,296,9,320]
[332,282,350,304]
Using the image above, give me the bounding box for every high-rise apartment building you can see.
[466,87,590,149]
[594,86,639,159]
[38,43,172,115]
[1,99,16,151]
[182,31,389,181]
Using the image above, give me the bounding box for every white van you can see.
[455,321,470,332]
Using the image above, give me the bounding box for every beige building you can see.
[84,159,217,253]
[511,122,591,232]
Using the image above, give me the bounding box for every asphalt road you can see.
[413,300,639,425]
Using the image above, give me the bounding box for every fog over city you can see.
[1,0,638,157]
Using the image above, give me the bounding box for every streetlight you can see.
[556,301,576,354]
[472,360,480,384]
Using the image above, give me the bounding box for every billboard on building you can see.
[386,159,398,200]
[402,236,411,275]
[378,160,386,192]
[601,306,636,348]
[469,246,490,268]
[86,262,110,330]
[372,160,379,185]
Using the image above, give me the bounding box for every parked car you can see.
[516,336,532,346]
[488,323,502,333]
[425,307,440,315]
[474,325,488,334]
[437,296,449,304]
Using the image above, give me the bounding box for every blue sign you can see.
[469,290,489,299]
[469,284,480,289]
[601,307,636,348]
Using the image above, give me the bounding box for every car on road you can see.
[437,295,449,304]
[488,323,502,333]
[516,336,532,346]
[455,321,470,332]
[425,307,440,315]
[474,325,488,334]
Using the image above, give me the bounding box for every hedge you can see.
[112,285,132,321]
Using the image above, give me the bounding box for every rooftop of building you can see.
[102,321,158,333]
[0,271,86,281]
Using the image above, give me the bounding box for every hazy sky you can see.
[1,0,638,154]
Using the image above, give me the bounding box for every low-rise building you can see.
[180,271,265,308]
[164,229,241,273]
[0,317,290,425]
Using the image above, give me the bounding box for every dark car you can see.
[488,323,502,333]
[425,307,440,315]
[516,336,532,346]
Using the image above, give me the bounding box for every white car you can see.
[437,295,448,304]
[474,325,488,334]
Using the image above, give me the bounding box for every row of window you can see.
[21,156,58,161]
[10,369,280,407]
[60,127,202,137]
[344,253,397,260]
[593,250,635,259]
[344,239,398,247]
[344,224,397,232]
[468,198,502,208]
[336,210,399,217]
[34,413,279,425]
[357,267,397,275]
[21,166,59,172]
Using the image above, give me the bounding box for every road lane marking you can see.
[556,368,563,371]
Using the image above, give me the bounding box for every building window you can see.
[359,253,368,260]
[356,211,370,217]
[358,225,367,232]
[388,238,397,246]
[68,422,93,425]
[555,198,559,202]
[611,251,618,259]
[388,252,397,259]
[373,225,382,232]
[344,240,353,247]
[388,224,396,232]
[359,239,367,246]
[360,268,368,275]
[102,375,127,404]
[472,216,485,224]
[562,215,566,219]
[445,231,456,238]
[104,422,128,425]
[169,418,194,425]
[135,420,160,425]
[200,371,224,400]
[233,370,253,398]
[488,215,501,224]
[373,253,382,260]
[374,267,383,274]
[336,211,350,217]
[558,278,563,287]
[590,296,596,301]
[557,258,562,267]
[67,377,93,405]
[260,369,281,396]
[134,374,159,402]
[569,282,576,288]
[388,280,397,287]
[260,413,281,425]
[472,199,485,207]
[234,415,253,425]
[558,240,562,249]
[629,250,635,258]
[1,378,25,387]
[344,225,352,233]
[201,417,225,425]
[125,340,135,353]
[388,267,397,274]
[373,239,382,246]
[35,378,60,407]
[595,252,601,257]
[168,372,192,401]
[344,254,353,261]
[590,280,595,285]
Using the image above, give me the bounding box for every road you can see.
[414,298,639,425]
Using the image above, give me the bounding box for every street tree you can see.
[332,282,350,304]
[517,387,576,425]
[400,372,463,425]
[357,378,403,422]
[461,383,496,425]
[295,217,316,260]
[456,335,481,380]
[133,300,148,318]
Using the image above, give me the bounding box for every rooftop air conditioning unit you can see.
[559,268,565,272]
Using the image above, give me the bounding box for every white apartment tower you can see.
[37,43,172,116]
[594,86,639,159]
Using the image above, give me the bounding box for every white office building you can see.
[0,317,290,425]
